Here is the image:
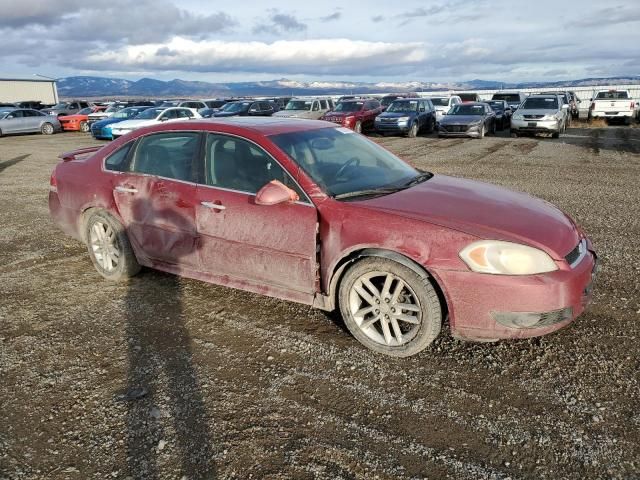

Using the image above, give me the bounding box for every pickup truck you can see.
[589,90,635,124]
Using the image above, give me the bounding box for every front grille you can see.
[524,114,544,119]
[380,118,397,124]
[444,125,467,132]
[326,117,343,124]
[565,239,586,267]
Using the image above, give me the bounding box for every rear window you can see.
[492,93,521,102]
[596,91,629,99]
[458,93,479,101]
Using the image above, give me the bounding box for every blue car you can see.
[90,106,152,140]
[374,98,437,137]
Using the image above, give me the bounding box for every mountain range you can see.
[56,75,640,99]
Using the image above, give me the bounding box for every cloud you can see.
[574,6,640,27]
[253,11,307,34]
[371,15,384,22]
[0,0,236,42]
[77,37,428,76]
[320,11,341,22]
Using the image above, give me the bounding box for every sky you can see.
[1,0,638,84]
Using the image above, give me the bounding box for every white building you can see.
[0,78,59,104]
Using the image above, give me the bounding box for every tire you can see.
[429,118,436,133]
[85,210,140,281]
[552,131,560,139]
[624,116,631,126]
[408,122,418,138]
[338,257,442,357]
[478,123,485,139]
[511,131,519,138]
[491,120,497,134]
[354,120,362,134]
[41,122,54,135]
[80,121,90,133]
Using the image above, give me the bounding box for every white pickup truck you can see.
[589,90,635,124]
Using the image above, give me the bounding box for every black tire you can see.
[624,116,631,126]
[511,131,519,138]
[85,210,140,281]
[80,121,90,133]
[552,131,560,139]
[491,120,497,134]
[407,122,418,138]
[338,257,442,357]
[478,123,485,139]
[41,122,54,135]
[429,117,436,133]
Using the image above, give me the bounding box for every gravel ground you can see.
[1,122,639,480]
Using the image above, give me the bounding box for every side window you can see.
[205,134,306,200]
[131,132,200,181]
[105,143,133,172]
[371,100,380,109]
[312,101,320,111]
[320,99,328,109]
[8,110,24,118]
[418,102,426,112]
[161,109,178,120]
[24,110,40,117]
[177,109,192,118]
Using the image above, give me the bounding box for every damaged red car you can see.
[49,118,597,356]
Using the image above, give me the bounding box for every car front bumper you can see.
[438,124,482,137]
[432,246,597,341]
[91,126,113,140]
[375,122,411,134]
[511,118,560,133]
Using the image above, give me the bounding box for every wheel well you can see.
[326,248,449,319]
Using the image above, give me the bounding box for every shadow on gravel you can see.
[0,154,30,174]
[119,198,215,479]
[557,126,640,155]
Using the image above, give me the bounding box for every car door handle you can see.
[114,186,138,194]
[201,201,226,210]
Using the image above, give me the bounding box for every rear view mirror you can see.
[255,180,299,206]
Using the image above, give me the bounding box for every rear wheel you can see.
[80,121,90,133]
[41,123,54,135]
[85,210,140,281]
[429,117,436,133]
[338,257,442,357]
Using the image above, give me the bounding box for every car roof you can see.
[132,117,337,137]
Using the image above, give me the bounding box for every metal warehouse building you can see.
[0,78,58,104]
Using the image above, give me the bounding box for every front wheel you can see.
[338,257,442,357]
[407,122,418,138]
[41,122,54,135]
[80,121,90,133]
[354,120,362,133]
[478,123,485,139]
[85,211,140,281]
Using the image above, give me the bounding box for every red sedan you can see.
[49,118,597,356]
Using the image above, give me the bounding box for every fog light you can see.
[493,307,573,329]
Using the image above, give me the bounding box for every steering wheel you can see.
[334,157,360,180]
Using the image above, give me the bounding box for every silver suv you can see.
[511,94,567,138]
[273,97,335,119]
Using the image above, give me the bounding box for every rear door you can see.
[195,133,318,301]
[4,110,28,133]
[23,109,45,133]
[111,131,202,267]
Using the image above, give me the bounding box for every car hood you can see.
[59,114,86,120]
[517,109,558,116]
[111,119,155,129]
[354,175,579,258]
[378,112,416,119]
[274,110,316,118]
[440,115,484,125]
[213,111,243,117]
[94,117,126,127]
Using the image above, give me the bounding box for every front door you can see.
[112,132,202,267]
[195,133,317,299]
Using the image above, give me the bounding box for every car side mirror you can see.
[255,180,299,206]
[159,117,168,121]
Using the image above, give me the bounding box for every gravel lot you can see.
[1,123,639,480]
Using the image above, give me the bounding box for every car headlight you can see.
[459,240,558,275]
[513,114,523,120]
[397,116,410,122]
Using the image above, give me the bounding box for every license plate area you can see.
[528,122,537,127]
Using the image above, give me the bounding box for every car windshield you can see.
[458,93,478,101]
[285,100,313,111]
[113,108,141,119]
[0,111,10,119]
[522,97,558,109]
[448,104,485,115]
[135,107,164,119]
[334,102,363,112]
[381,97,399,107]
[270,127,421,198]
[78,107,93,115]
[429,98,449,106]
[488,101,505,110]
[105,105,122,113]
[51,103,69,109]
[492,94,521,102]
[596,91,629,99]
[220,102,251,112]
[386,100,419,113]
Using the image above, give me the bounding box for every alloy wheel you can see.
[89,220,120,272]
[348,271,422,347]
